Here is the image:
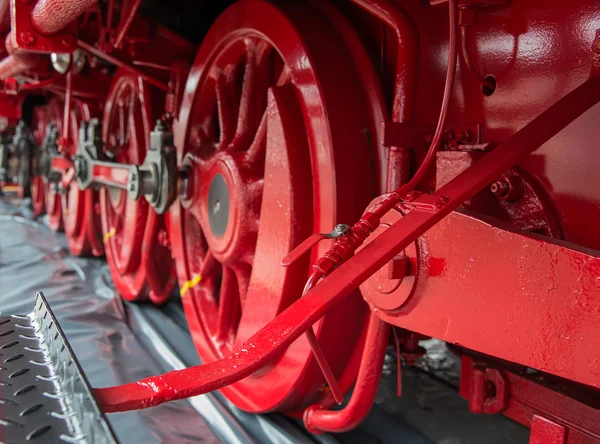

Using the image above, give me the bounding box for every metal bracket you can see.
[74,119,178,214]
[281,224,350,267]
[9,0,78,54]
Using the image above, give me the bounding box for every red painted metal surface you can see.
[303,313,390,433]
[361,207,600,389]
[0,0,599,437]
[100,70,175,302]
[94,69,600,413]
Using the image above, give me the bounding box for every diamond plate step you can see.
[0,292,116,443]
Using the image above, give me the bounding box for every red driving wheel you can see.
[30,106,48,217]
[62,103,104,257]
[170,0,384,413]
[44,98,65,231]
[100,70,175,302]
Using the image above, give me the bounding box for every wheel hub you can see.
[207,173,229,238]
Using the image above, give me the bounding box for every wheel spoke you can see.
[215,265,240,343]
[201,249,218,277]
[231,261,251,307]
[276,65,292,86]
[215,74,238,148]
[233,40,272,149]
[245,109,267,167]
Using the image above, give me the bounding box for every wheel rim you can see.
[100,71,173,300]
[170,0,383,413]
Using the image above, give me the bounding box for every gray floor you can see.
[0,195,529,443]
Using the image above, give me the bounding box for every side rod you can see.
[95,73,600,413]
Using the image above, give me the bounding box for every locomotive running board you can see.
[0,292,116,443]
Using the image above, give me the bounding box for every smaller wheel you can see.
[44,99,64,232]
[100,70,175,301]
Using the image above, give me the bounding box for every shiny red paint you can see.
[30,105,48,217]
[95,65,600,414]
[303,313,390,433]
[1,0,600,437]
[91,163,130,189]
[99,70,175,302]
[362,208,600,389]
[168,0,383,412]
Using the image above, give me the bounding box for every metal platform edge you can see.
[0,291,116,443]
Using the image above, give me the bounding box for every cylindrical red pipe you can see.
[303,313,391,433]
[31,0,97,36]
[349,0,419,186]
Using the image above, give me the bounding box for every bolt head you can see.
[20,32,35,47]
[381,255,409,280]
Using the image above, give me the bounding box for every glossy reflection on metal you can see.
[97,68,600,414]
[168,0,383,413]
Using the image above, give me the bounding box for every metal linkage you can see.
[73,119,178,214]
[12,120,35,196]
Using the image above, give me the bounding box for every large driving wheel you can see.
[169,0,384,413]
[100,70,175,301]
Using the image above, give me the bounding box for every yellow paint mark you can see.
[1,185,19,192]
[63,209,68,216]
[103,227,116,243]
[180,274,202,297]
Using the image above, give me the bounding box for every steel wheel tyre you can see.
[170,0,383,413]
[44,99,64,232]
[100,70,175,301]
[62,103,104,257]
[30,106,48,217]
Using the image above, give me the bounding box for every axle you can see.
[49,119,178,214]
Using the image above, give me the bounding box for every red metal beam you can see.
[367,209,600,388]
